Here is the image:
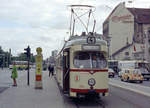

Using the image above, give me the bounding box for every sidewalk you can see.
[0,68,12,87]
[0,69,65,108]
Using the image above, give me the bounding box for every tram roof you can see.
[65,34,107,48]
[56,33,107,57]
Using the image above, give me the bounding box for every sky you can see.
[0,0,150,59]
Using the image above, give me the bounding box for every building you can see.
[112,43,145,60]
[51,50,58,57]
[48,50,58,66]
[103,2,150,61]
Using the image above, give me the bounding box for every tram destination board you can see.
[82,45,100,51]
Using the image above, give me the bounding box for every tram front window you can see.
[74,51,107,69]
[74,52,91,68]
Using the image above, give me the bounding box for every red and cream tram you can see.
[56,33,109,98]
[55,5,109,98]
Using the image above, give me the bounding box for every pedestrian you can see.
[51,65,54,76]
[48,65,54,77]
[11,63,18,86]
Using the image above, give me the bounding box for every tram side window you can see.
[74,52,91,68]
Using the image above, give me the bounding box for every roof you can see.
[112,43,133,57]
[127,8,150,23]
[103,2,150,24]
[103,3,120,24]
[66,35,107,48]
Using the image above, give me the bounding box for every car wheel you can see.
[120,76,123,81]
[126,77,129,82]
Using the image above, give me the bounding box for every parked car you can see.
[120,69,143,83]
[108,68,115,78]
[118,68,125,77]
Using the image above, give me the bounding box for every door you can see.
[63,50,70,93]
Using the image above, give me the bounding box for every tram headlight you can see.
[88,78,96,86]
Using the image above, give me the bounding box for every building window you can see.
[134,53,139,57]
[125,52,129,56]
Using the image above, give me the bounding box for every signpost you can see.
[35,47,43,89]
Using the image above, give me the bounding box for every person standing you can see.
[51,65,54,76]
[11,63,18,86]
[48,65,54,77]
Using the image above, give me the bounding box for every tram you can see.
[9,61,28,70]
[55,5,109,98]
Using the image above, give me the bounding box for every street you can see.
[0,68,150,108]
[111,75,150,87]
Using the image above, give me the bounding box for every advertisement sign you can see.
[35,47,43,89]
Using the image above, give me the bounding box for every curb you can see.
[109,82,150,97]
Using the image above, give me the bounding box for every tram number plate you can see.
[144,75,150,77]
[82,45,100,50]
[88,89,96,93]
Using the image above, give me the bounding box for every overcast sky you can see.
[0,0,150,59]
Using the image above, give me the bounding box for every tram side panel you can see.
[56,57,63,88]
[69,70,108,97]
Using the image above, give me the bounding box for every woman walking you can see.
[11,63,18,86]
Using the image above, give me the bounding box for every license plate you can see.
[144,75,150,77]
[88,89,96,93]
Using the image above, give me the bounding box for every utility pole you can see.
[24,46,31,86]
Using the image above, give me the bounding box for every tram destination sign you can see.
[82,45,100,51]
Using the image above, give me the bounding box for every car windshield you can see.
[139,67,148,73]
[73,51,107,69]
[132,69,141,74]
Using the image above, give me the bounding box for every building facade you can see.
[103,2,150,62]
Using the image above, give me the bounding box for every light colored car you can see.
[108,68,115,78]
[118,68,126,77]
[120,69,143,83]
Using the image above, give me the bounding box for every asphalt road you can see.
[60,85,150,108]
[1,68,150,108]
[112,75,150,87]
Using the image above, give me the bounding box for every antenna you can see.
[68,5,96,37]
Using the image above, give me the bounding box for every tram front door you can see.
[63,51,70,93]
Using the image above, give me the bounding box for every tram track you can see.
[95,98,106,108]
[54,76,106,108]
[73,97,106,108]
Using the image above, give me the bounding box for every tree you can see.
[11,53,35,63]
